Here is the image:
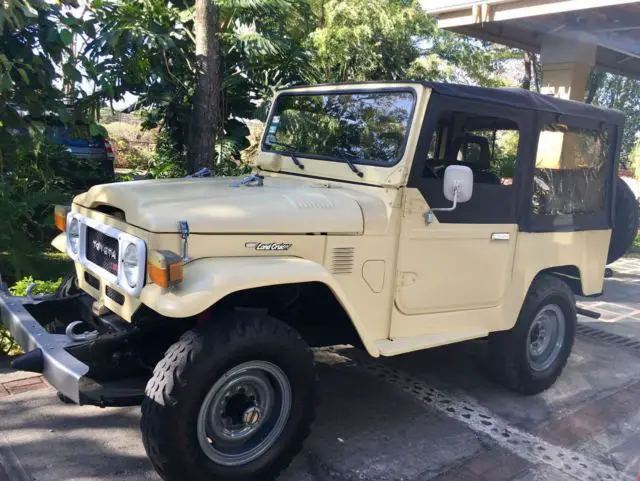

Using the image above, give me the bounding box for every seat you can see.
[443,135,501,185]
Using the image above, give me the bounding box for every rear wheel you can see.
[608,177,639,264]
[488,275,576,395]
[141,311,317,481]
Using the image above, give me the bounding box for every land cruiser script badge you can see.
[245,242,292,251]
[92,240,118,260]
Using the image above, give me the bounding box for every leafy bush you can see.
[1,276,61,356]
[105,121,156,169]
[0,137,110,280]
[113,138,153,171]
[9,276,62,296]
[0,327,17,356]
[148,134,188,179]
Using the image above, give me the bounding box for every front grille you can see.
[86,227,119,275]
[106,286,125,305]
[84,271,100,290]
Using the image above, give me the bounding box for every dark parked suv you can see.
[45,124,115,180]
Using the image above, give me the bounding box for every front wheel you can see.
[488,275,576,395]
[141,312,317,481]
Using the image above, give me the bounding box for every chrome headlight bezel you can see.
[66,215,80,256]
[64,213,147,297]
[116,232,147,296]
[122,242,140,288]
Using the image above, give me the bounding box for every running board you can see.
[376,329,488,357]
[576,306,601,319]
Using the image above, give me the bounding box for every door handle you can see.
[491,233,510,241]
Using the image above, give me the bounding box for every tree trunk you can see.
[188,0,222,173]
[522,51,532,91]
[585,69,605,104]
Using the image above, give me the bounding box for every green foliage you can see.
[309,0,433,82]
[0,326,17,356]
[86,0,310,172]
[148,134,188,179]
[586,70,640,165]
[113,138,153,171]
[9,276,61,296]
[1,276,61,355]
[632,140,640,180]
[0,141,106,280]
[0,0,110,281]
[492,131,520,179]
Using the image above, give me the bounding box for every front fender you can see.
[139,256,379,357]
[51,233,67,254]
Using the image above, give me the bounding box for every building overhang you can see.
[421,0,640,79]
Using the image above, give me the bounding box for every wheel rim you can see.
[197,360,292,466]
[527,304,566,372]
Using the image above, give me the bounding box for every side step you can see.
[576,307,602,319]
[76,376,148,408]
[375,329,488,357]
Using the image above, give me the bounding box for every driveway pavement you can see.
[2,258,640,481]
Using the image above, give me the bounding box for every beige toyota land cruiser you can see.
[1,81,633,481]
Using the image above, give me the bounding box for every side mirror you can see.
[425,165,473,224]
[442,165,473,204]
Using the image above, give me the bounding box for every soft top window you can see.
[533,124,609,218]
[263,90,416,166]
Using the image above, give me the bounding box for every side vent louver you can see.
[331,247,355,274]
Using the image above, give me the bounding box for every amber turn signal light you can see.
[148,250,184,288]
[54,205,71,232]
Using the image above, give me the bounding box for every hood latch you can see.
[180,220,190,261]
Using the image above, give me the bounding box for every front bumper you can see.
[0,291,89,404]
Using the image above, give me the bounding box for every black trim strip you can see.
[271,170,389,188]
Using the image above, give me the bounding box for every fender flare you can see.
[139,256,379,357]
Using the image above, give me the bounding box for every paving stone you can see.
[3,376,48,395]
[482,463,529,481]
[511,465,581,481]
[465,451,502,476]
[597,303,638,315]
[428,466,484,481]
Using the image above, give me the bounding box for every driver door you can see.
[393,96,525,330]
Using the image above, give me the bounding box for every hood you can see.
[74,177,365,234]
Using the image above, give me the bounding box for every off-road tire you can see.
[488,275,576,395]
[140,311,318,481]
[608,177,639,264]
[55,271,81,298]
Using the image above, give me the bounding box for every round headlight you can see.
[122,243,140,288]
[68,218,80,255]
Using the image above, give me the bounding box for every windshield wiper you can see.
[264,139,304,170]
[333,149,364,178]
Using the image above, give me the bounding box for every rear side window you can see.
[533,124,608,219]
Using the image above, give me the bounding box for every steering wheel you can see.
[423,160,439,179]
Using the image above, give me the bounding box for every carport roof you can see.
[421,1,640,79]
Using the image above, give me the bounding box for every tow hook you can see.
[65,321,99,342]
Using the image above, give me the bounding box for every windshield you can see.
[263,90,416,166]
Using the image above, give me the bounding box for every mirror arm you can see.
[431,187,459,213]
[424,185,459,225]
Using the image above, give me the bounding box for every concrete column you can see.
[538,37,597,168]
[540,37,597,101]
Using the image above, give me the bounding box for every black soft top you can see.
[426,82,624,125]
[281,81,625,126]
